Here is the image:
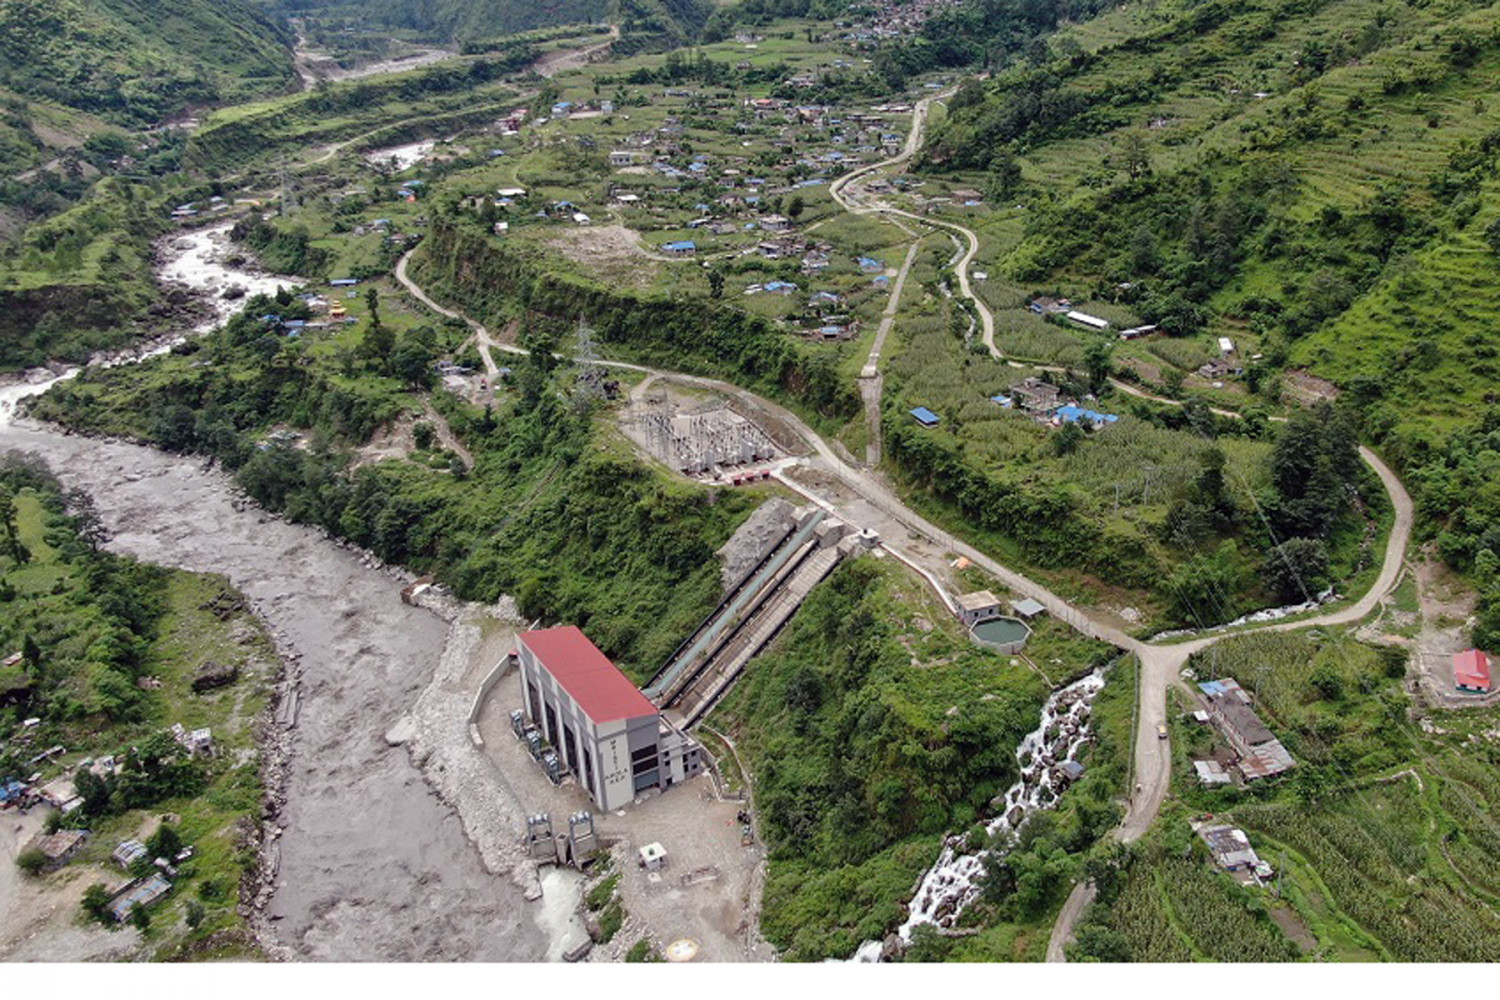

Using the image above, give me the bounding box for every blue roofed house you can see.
[910,407,940,427]
[661,240,696,256]
[1055,404,1120,429]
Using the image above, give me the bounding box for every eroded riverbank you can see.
[0,423,547,960]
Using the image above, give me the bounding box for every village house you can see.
[1198,823,1272,882]
[1454,649,1493,693]
[31,829,88,870]
[1028,296,1071,315]
[609,150,639,168]
[1198,357,1244,379]
[1008,377,1064,415]
[1054,404,1120,429]
[1065,310,1111,331]
[108,873,172,923]
[1199,678,1295,780]
[113,839,149,870]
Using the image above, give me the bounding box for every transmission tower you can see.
[279,154,299,216]
[572,318,607,407]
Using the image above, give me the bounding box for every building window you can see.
[562,723,580,774]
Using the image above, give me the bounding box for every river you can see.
[0,226,549,961]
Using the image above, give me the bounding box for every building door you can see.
[544,704,559,747]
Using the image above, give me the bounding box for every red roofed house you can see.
[517,626,702,810]
[1454,649,1493,694]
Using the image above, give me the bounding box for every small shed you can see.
[1012,598,1046,619]
[638,842,668,871]
[113,839,149,870]
[1193,759,1231,785]
[956,590,1002,627]
[910,407,940,427]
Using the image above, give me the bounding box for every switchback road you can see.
[397,93,1415,959]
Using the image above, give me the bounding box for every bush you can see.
[197,878,228,902]
[82,883,115,926]
[598,899,624,943]
[146,823,182,861]
[185,901,205,929]
[586,872,619,912]
[15,848,47,876]
[625,937,660,962]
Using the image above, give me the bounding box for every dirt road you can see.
[396,232,1415,964]
[830,89,998,354]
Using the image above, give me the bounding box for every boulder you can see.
[193,660,239,693]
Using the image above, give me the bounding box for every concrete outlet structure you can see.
[516,626,703,812]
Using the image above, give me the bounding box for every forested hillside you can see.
[279,0,608,40]
[277,0,711,44]
[917,0,1500,626]
[0,0,295,125]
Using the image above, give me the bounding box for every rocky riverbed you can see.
[0,424,549,960]
[0,222,554,960]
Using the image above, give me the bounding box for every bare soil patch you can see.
[545,224,661,290]
[1283,369,1341,406]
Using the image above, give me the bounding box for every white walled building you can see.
[517,626,702,811]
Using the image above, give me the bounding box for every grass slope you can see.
[0,0,295,125]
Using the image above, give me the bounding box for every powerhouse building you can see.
[516,626,702,811]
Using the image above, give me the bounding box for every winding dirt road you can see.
[394,256,1415,921]
[398,77,1416,960]
[830,91,998,353]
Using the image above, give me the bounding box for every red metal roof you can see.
[519,626,657,723]
[1454,649,1493,690]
